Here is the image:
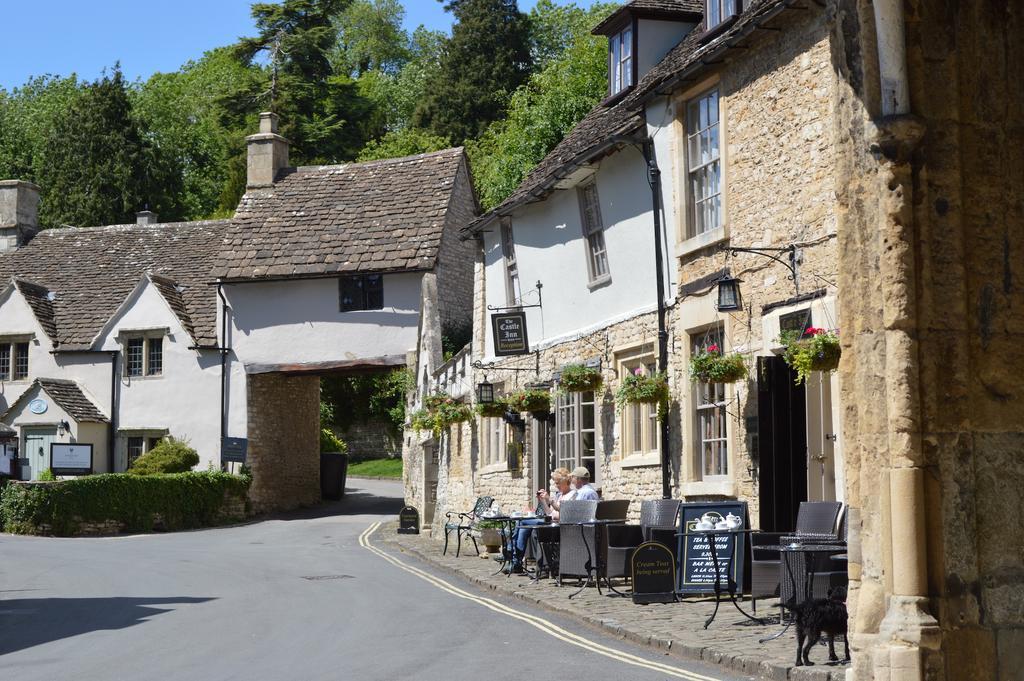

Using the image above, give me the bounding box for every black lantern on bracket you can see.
[476,379,495,404]
[716,276,743,312]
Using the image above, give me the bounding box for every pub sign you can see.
[491,311,530,356]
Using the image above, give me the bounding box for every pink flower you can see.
[633,367,643,376]
[707,343,719,353]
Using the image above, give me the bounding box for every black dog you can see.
[792,586,849,667]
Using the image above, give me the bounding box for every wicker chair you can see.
[556,500,599,585]
[442,496,494,557]
[605,499,681,583]
[776,502,845,609]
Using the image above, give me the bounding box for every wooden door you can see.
[22,427,57,481]
[805,372,837,502]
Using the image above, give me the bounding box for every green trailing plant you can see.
[38,468,56,481]
[558,364,602,393]
[320,428,348,454]
[616,369,670,407]
[411,394,473,436]
[505,388,551,414]
[689,343,749,383]
[128,437,199,475]
[474,400,509,418]
[0,471,251,536]
[778,327,841,384]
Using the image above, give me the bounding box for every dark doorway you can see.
[756,355,807,532]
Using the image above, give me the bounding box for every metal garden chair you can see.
[442,495,494,557]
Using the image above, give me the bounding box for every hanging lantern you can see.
[716,276,743,312]
[476,379,495,404]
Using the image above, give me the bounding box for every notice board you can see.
[676,501,749,594]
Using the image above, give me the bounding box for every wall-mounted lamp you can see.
[476,379,495,404]
[57,419,71,436]
[716,276,743,312]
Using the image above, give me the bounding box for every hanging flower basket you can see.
[474,400,509,418]
[779,327,841,384]
[689,344,748,383]
[505,389,551,415]
[413,394,473,435]
[409,409,434,435]
[558,364,603,393]
[616,369,669,407]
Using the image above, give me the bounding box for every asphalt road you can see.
[0,479,746,681]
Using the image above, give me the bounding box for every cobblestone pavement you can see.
[379,526,849,681]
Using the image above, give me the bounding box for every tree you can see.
[414,0,533,145]
[0,75,82,185]
[357,127,451,161]
[470,2,617,209]
[132,48,260,220]
[224,0,370,165]
[36,68,183,228]
[333,0,409,77]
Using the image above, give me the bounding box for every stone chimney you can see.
[136,210,158,225]
[0,180,40,253]
[246,112,290,188]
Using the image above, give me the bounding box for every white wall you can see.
[96,281,223,469]
[482,145,670,359]
[637,20,697,79]
[0,287,109,417]
[224,273,423,367]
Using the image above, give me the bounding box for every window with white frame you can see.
[705,0,740,31]
[480,415,509,468]
[124,335,163,377]
[500,218,521,306]
[618,351,660,458]
[692,326,728,479]
[608,24,633,96]
[556,390,597,482]
[686,88,722,238]
[0,340,30,381]
[578,182,610,282]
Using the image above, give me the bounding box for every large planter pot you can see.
[479,527,503,553]
[320,452,349,501]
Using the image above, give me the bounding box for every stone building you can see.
[404,1,1023,678]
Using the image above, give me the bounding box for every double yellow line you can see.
[359,522,719,681]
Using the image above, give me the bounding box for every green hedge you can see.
[0,471,250,536]
[128,437,200,475]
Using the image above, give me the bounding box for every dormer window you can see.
[609,25,634,96]
[706,0,740,31]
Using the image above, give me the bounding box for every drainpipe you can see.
[872,0,910,116]
[107,350,118,473]
[641,138,672,499]
[217,283,230,467]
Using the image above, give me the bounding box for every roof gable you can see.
[0,220,228,349]
[214,148,468,282]
[2,378,108,424]
[91,273,197,349]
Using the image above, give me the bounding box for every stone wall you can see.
[436,157,478,341]
[246,372,321,513]
[831,1,1024,679]
[341,418,399,461]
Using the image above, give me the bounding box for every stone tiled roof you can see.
[592,0,702,34]
[461,101,645,234]
[148,274,196,343]
[2,378,108,423]
[214,147,467,281]
[12,279,58,343]
[0,221,228,349]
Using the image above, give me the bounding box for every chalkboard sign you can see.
[631,541,677,604]
[491,311,530,356]
[676,501,749,594]
[397,506,420,534]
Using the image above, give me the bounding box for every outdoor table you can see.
[757,542,847,644]
[561,518,627,599]
[486,515,547,576]
[677,528,763,629]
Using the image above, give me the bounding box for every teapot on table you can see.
[724,513,743,530]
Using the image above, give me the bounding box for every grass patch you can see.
[348,458,402,479]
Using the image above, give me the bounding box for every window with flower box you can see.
[617,350,659,458]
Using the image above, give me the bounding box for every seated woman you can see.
[507,467,573,573]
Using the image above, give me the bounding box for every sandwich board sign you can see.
[631,541,677,604]
[50,443,93,476]
[398,506,420,534]
[676,501,749,594]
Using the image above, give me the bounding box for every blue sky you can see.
[0,0,602,90]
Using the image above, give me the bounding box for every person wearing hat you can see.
[570,466,599,501]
